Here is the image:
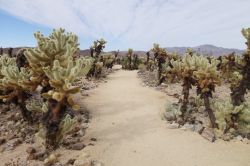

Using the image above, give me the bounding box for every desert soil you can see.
[83,69,250,166]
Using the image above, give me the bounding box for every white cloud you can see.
[0,0,249,50]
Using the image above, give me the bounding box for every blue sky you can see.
[0,0,250,51]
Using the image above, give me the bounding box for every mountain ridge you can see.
[1,44,245,57]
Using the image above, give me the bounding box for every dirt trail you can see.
[83,69,250,166]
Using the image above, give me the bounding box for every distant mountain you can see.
[1,44,244,57]
[165,44,244,57]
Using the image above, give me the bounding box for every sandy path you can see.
[82,70,250,166]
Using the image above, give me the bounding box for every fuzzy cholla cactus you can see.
[57,114,77,143]
[194,57,221,95]
[151,43,168,84]
[169,53,199,120]
[242,28,250,54]
[91,38,107,57]
[42,57,92,110]
[0,54,37,98]
[213,100,250,139]
[128,48,133,56]
[25,28,92,149]
[25,28,79,71]
[194,56,221,128]
[151,43,167,57]
[103,53,116,69]
[0,54,35,121]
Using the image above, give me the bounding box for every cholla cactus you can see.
[102,53,116,69]
[26,98,48,113]
[121,49,142,70]
[194,57,221,128]
[213,100,250,138]
[87,39,107,78]
[242,28,250,55]
[169,53,199,120]
[186,48,194,56]
[42,58,91,110]
[151,43,168,84]
[24,28,79,91]
[215,28,250,107]
[25,28,78,69]
[0,54,36,121]
[25,28,92,149]
[56,114,77,144]
[127,48,133,70]
[91,38,107,57]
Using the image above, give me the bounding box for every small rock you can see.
[0,137,6,145]
[236,135,243,141]
[1,105,9,113]
[27,147,48,161]
[77,116,83,123]
[82,87,90,90]
[91,160,103,166]
[26,147,36,154]
[78,129,85,137]
[198,106,206,113]
[67,159,76,165]
[90,138,97,142]
[63,137,80,146]
[0,146,5,152]
[180,123,195,131]
[81,123,88,129]
[194,123,204,134]
[88,143,95,146]
[243,138,250,144]
[201,128,215,142]
[74,159,91,166]
[166,122,179,129]
[69,142,86,150]
[44,154,58,166]
[164,111,176,121]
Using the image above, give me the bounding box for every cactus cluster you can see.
[87,39,108,78]
[217,28,250,106]
[0,29,93,150]
[161,28,250,138]
[163,52,221,127]
[213,100,250,139]
[122,48,141,70]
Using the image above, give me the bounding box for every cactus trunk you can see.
[180,77,191,117]
[230,81,247,106]
[203,95,217,128]
[43,99,67,150]
[17,91,33,122]
[230,55,250,106]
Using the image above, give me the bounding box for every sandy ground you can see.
[83,69,250,166]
